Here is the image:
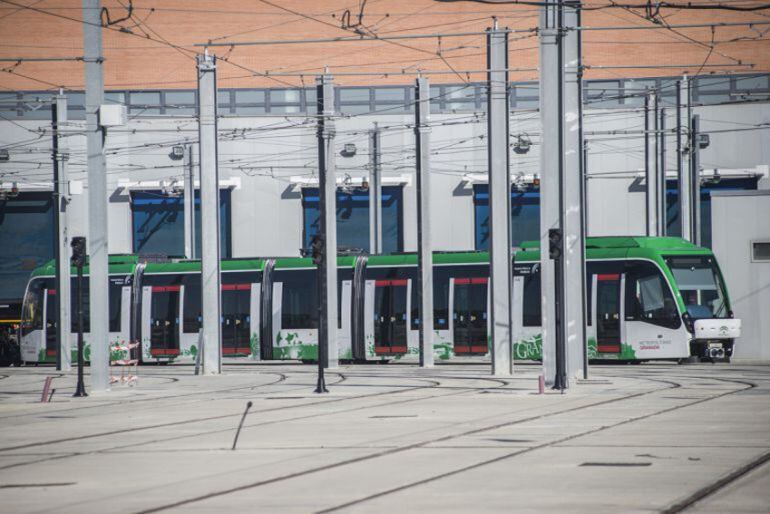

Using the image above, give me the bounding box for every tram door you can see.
[374,279,408,355]
[594,273,624,354]
[221,284,251,356]
[453,278,488,354]
[149,285,180,357]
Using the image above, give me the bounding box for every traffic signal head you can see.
[71,236,86,267]
[548,228,563,260]
[310,234,325,266]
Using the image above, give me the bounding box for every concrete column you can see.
[197,53,222,375]
[487,24,513,376]
[540,0,585,388]
[368,124,382,254]
[53,92,71,372]
[83,0,109,391]
[691,114,702,246]
[539,3,561,387]
[317,74,339,368]
[658,106,667,236]
[678,76,693,241]
[183,145,196,259]
[415,76,434,368]
[561,2,587,384]
[645,90,659,237]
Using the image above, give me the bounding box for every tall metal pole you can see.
[72,238,87,398]
[573,2,589,382]
[645,90,659,237]
[561,1,586,385]
[368,124,382,254]
[583,139,589,236]
[658,105,667,236]
[677,76,693,241]
[415,76,434,368]
[540,0,585,389]
[317,74,339,370]
[540,2,561,388]
[487,22,513,376]
[691,114,702,246]
[183,144,196,260]
[53,91,71,372]
[197,53,222,375]
[83,0,109,391]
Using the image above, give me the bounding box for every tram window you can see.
[337,270,354,330]
[666,256,729,319]
[21,279,45,336]
[433,268,451,330]
[280,271,318,329]
[108,282,122,332]
[522,273,542,327]
[586,269,592,326]
[182,277,202,333]
[624,262,680,329]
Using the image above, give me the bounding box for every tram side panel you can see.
[139,269,262,363]
[20,275,132,364]
[270,266,319,360]
[428,263,492,360]
[512,263,543,361]
[586,259,690,360]
[363,263,417,361]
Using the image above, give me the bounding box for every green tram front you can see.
[664,254,740,360]
[564,237,740,362]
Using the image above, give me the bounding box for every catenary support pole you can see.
[561,1,587,385]
[487,22,513,376]
[645,90,659,237]
[183,145,196,259]
[83,0,109,391]
[539,2,561,388]
[691,114,702,246]
[415,76,434,368]
[540,0,586,389]
[368,124,382,254]
[317,74,339,369]
[658,106,667,236]
[677,76,693,241]
[53,91,71,372]
[582,135,589,381]
[197,53,222,375]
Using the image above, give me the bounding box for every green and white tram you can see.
[18,236,740,365]
[515,237,741,362]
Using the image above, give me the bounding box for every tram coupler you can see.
[689,339,734,363]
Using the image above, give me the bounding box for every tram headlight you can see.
[682,312,695,334]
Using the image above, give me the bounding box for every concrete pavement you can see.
[0,362,767,513]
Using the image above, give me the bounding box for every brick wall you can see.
[1,0,768,90]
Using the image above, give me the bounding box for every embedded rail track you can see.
[0,363,766,514]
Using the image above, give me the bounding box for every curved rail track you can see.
[0,363,765,514]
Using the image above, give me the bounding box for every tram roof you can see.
[273,256,358,269]
[30,254,139,278]
[516,236,712,261]
[367,251,491,267]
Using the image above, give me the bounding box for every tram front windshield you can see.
[665,256,729,319]
[20,278,45,336]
